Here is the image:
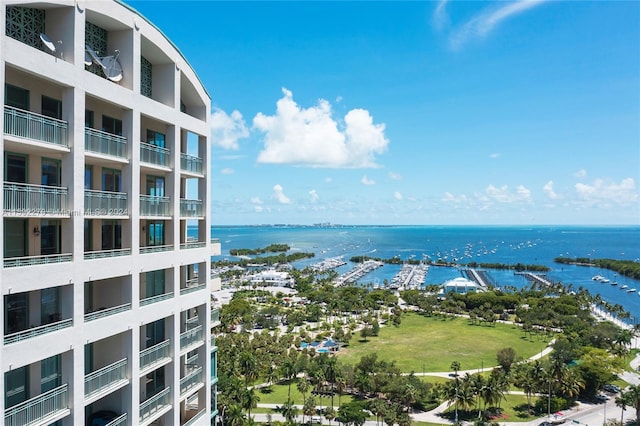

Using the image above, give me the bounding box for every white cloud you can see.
[325,177,333,184]
[574,169,587,179]
[485,184,532,203]
[309,189,319,203]
[394,191,403,201]
[336,96,343,103]
[253,88,389,168]
[361,175,375,185]
[575,178,638,206]
[210,108,250,150]
[250,197,263,205]
[388,171,402,180]
[272,184,291,204]
[442,192,469,204]
[254,205,264,213]
[433,0,450,31]
[220,167,234,175]
[543,180,560,200]
[489,153,501,159]
[450,0,548,50]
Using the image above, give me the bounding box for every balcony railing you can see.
[140,292,173,306]
[140,195,171,217]
[84,303,132,322]
[3,253,72,268]
[211,308,220,325]
[4,383,69,426]
[85,190,128,216]
[180,153,203,175]
[140,142,171,168]
[4,318,73,345]
[139,387,171,423]
[184,410,206,426]
[180,366,203,397]
[85,127,127,159]
[140,244,173,254]
[4,105,68,147]
[180,278,205,295]
[85,358,128,398]
[84,248,131,260]
[180,325,204,353]
[180,241,206,250]
[180,199,203,217]
[4,183,68,216]
[105,413,127,426]
[140,339,171,372]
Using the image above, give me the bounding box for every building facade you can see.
[1,1,221,425]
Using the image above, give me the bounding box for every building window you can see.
[102,115,122,136]
[146,130,165,148]
[102,168,122,192]
[41,96,62,120]
[145,270,165,298]
[101,220,122,251]
[84,219,93,252]
[5,153,28,183]
[147,222,165,247]
[4,293,28,335]
[41,219,61,255]
[3,219,28,258]
[141,56,153,98]
[41,158,61,186]
[146,318,165,346]
[41,287,60,325]
[5,84,30,110]
[146,175,165,197]
[40,354,61,392]
[85,110,94,128]
[5,365,29,408]
[5,6,45,50]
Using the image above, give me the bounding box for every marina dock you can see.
[310,256,347,272]
[516,271,554,286]
[334,260,384,286]
[390,263,429,290]
[462,268,494,288]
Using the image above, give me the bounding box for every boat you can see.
[621,285,628,290]
[601,278,610,283]
[626,288,636,293]
[611,281,618,286]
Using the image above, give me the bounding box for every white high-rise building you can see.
[1,1,222,425]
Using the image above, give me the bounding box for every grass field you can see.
[256,381,353,406]
[336,312,550,372]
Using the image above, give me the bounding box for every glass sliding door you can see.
[102,168,121,192]
[4,219,28,258]
[40,219,61,255]
[41,158,61,186]
[4,293,28,334]
[5,366,29,408]
[101,220,122,251]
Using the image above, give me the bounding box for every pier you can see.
[334,260,383,287]
[462,268,493,288]
[516,271,554,286]
[390,263,429,290]
[310,256,347,272]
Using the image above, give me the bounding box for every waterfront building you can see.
[439,277,485,295]
[248,269,295,288]
[1,1,222,425]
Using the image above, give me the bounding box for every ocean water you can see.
[209,225,640,324]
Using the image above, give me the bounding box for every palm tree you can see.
[242,388,260,419]
[402,383,418,413]
[615,393,628,426]
[370,398,386,426]
[450,361,461,424]
[324,406,336,425]
[623,384,640,423]
[280,398,299,425]
[280,357,297,400]
[226,404,246,426]
[303,395,317,424]
[238,351,258,387]
[298,377,311,405]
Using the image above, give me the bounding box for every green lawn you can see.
[336,312,549,372]
[256,381,353,406]
[440,393,539,423]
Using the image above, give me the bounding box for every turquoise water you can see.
[209,225,640,323]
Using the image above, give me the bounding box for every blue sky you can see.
[126,1,639,226]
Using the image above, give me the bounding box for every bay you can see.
[210,225,640,324]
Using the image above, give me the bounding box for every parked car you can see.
[603,384,620,393]
[88,410,118,426]
[596,393,611,402]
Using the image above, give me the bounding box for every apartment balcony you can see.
[3,253,72,269]
[179,199,203,218]
[104,413,127,426]
[180,325,204,354]
[85,128,128,160]
[184,409,206,426]
[211,238,221,256]
[4,317,73,345]
[84,248,131,260]
[4,383,70,426]
[140,142,171,169]
[180,241,206,250]
[85,190,128,217]
[4,183,68,217]
[139,387,171,425]
[180,278,206,295]
[85,358,128,400]
[140,339,171,374]
[140,291,173,306]
[211,308,220,326]
[84,302,132,322]
[4,106,69,148]
[140,195,171,217]
[180,366,203,398]
[140,244,173,254]
[180,153,203,175]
